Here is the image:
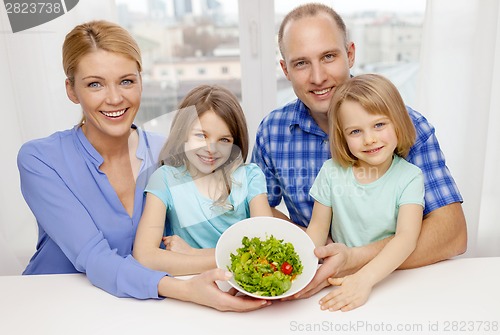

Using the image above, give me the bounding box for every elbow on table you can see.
[453,216,468,257]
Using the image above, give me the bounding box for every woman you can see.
[17,19,268,312]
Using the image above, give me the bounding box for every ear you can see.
[347,42,356,69]
[65,78,80,104]
[279,59,290,80]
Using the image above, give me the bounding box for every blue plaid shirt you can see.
[251,99,463,227]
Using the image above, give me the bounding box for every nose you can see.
[105,85,124,105]
[204,140,218,153]
[364,131,377,145]
[310,62,327,85]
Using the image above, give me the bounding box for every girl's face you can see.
[184,109,235,176]
[66,50,142,142]
[339,100,397,172]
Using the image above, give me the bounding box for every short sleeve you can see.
[144,166,173,210]
[245,163,268,202]
[309,160,333,207]
[399,168,425,209]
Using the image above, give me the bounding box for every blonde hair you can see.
[62,20,142,124]
[159,85,249,209]
[329,74,416,167]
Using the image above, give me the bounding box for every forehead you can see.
[339,100,378,124]
[75,50,138,77]
[282,13,345,58]
[192,110,232,134]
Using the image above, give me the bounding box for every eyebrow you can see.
[289,48,341,64]
[191,127,233,138]
[343,116,391,131]
[81,73,138,81]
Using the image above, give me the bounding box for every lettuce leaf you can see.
[229,235,303,296]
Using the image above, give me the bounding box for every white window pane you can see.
[274,0,426,108]
[116,0,241,126]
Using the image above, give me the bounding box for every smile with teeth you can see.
[101,108,127,118]
[198,155,218,164]
[364,146,383,154]
[313,88,331,95]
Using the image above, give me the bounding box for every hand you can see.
[163,235,194,255]
[318,274,372,312]
[183,268,272,312]
[292,243,350,299]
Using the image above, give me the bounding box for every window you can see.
[116,0,241,126]
[115,0,425,127]
[273,0,426,108]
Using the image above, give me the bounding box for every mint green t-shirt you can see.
[145,163,267,248]
[309,156,424,247]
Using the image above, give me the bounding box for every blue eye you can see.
[121,79,133,86]
[88,82,101,88]
[350,129,360,135]
[375,122,386,128]
[324,53,335,61]
[294,60,306,68]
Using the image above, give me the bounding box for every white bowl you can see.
[215,216,319,300]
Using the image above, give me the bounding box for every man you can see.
[251,3,467,298]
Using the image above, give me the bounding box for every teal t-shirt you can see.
[145,163,267,248]
[309,156,424,247]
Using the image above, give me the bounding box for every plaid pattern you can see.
[251,99,463,227]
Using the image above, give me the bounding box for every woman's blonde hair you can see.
[158,85,249,209]
[62,20,142,124]
[329,73,416,167]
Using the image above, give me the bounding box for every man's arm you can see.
[400,202,467,268]
[340,202,467,274]
[295,202,467,299]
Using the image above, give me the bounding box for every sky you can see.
[116,0,426,16]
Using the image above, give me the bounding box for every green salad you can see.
[229,235,303,297]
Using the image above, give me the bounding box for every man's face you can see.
[280,13,355,119]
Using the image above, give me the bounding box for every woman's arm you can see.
[18,142,165,299]
[133,194,216,276]
[157,269,270,312]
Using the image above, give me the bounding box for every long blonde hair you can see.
[329,74,416,167]
[158,85,249,209]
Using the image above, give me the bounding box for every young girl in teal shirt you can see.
[134,85,272,275]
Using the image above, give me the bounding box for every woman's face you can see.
[66,49,142,142]
[184,109,235,176]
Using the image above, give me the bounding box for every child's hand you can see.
[318,274,372,312]
[163,235,194,255]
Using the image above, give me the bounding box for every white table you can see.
[1,257,499,335]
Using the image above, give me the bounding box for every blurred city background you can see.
[115,0,425,126]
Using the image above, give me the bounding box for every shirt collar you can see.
[289,99,328,138]
[73,124,146,167]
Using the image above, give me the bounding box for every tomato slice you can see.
[281,261,293,275]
